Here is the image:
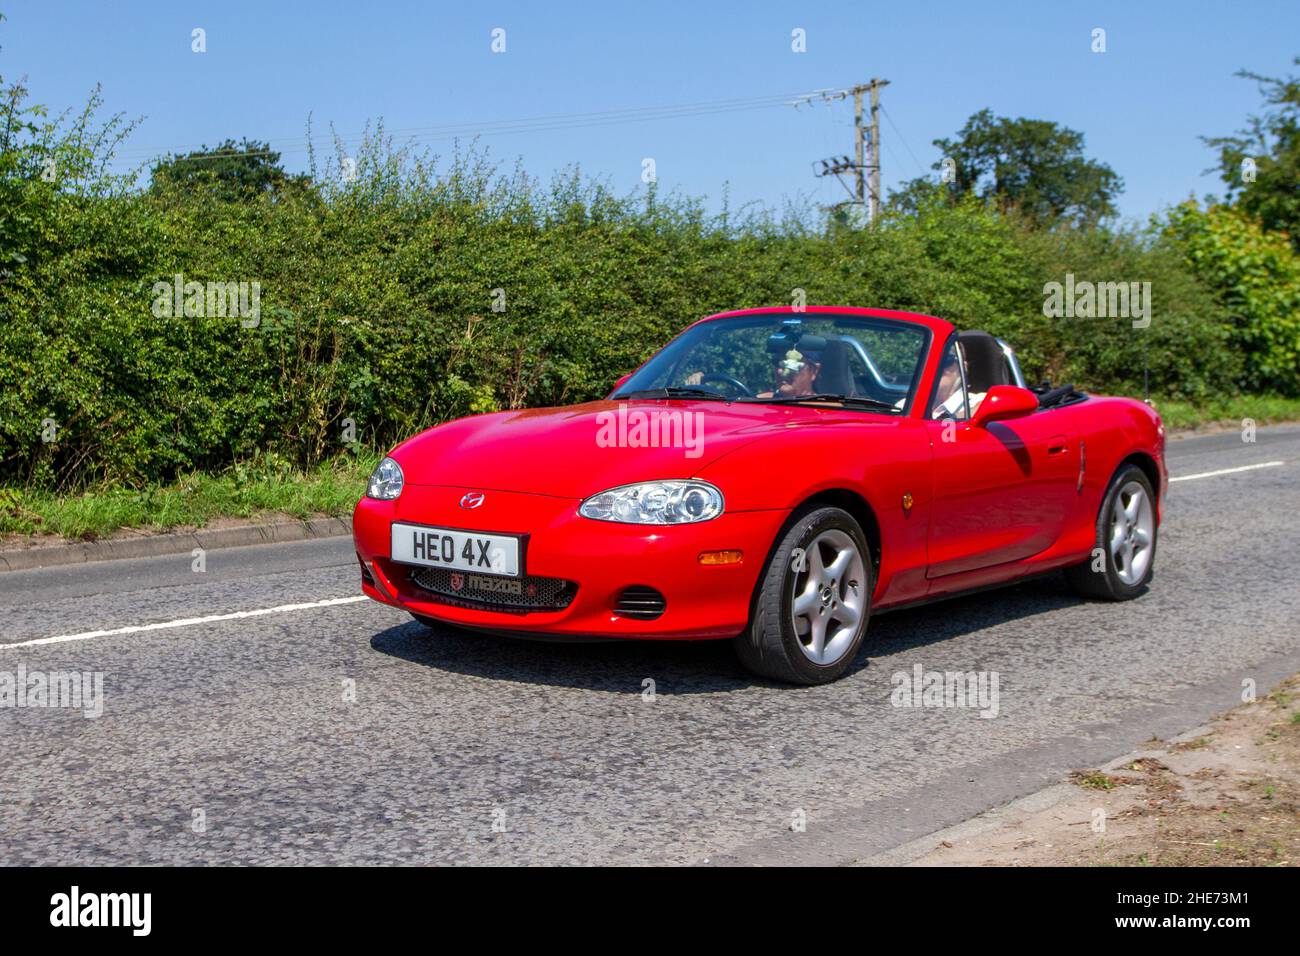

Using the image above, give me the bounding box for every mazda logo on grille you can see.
[460,492,486,509]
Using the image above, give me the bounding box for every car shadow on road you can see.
[369,572,1092,694]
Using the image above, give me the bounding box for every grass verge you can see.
[1153,394,1300,432]
[0,452,378,542]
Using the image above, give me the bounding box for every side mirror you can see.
[970,385,1039,427]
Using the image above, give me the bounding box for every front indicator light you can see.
[698,550,743,566]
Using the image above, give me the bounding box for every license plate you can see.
[389,522,521,577]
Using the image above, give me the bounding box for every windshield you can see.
[615,314,930,413]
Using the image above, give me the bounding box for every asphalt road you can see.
[2,425,1297,865]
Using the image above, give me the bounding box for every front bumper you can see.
[353,485,786,640]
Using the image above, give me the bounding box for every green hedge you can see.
[0,130,1290,490]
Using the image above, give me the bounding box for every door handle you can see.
[1047,435,1069,456]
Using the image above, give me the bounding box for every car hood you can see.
[391,399,877,498]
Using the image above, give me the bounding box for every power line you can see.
[107,89,841,166]
[881,138,907,192]
[881,104,926,177]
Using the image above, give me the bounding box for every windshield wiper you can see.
[750,393,899,412]
[614,386,730,401]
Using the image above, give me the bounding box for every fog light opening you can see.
[614,586,666,620]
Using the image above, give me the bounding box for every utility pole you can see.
[868,78,886,223]
[853,87,865,207]
[810,77,889,224]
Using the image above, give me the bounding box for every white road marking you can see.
[0,595,369,650]
[1170,460,1285,483]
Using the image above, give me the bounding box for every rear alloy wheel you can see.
[734,506,873,685]
[1066,463,1157,600]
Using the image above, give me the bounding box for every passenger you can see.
[930,354,986,419]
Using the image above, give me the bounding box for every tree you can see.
[1203,57,1300,249]
[150,138,307,199]
[889,109,1123,227]
[1165,201,1300,395]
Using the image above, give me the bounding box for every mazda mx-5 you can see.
[353,307,1165,684]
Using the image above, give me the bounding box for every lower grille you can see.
[408,566,577,612]
[614,585,667,620]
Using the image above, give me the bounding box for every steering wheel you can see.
[698,372,754,398]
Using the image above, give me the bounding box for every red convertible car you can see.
[354,307,1166,684]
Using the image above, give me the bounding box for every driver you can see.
[683,348,821,399]
[756,348,820,399]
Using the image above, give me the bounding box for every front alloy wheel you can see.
[790,528,868,665]
[735,505,873,685]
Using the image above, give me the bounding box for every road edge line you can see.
[0,517,354,574]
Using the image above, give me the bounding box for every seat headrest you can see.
[812,338,854,396]
[957,330,1010,392]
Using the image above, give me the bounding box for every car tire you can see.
[1065,463,1158,600]
[734,505,874,685]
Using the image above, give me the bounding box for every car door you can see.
[923,340,1076,578]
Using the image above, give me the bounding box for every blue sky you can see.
[3,1,1297,224]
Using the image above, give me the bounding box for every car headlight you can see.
[579,480,724,524]
[366,456,404,500]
